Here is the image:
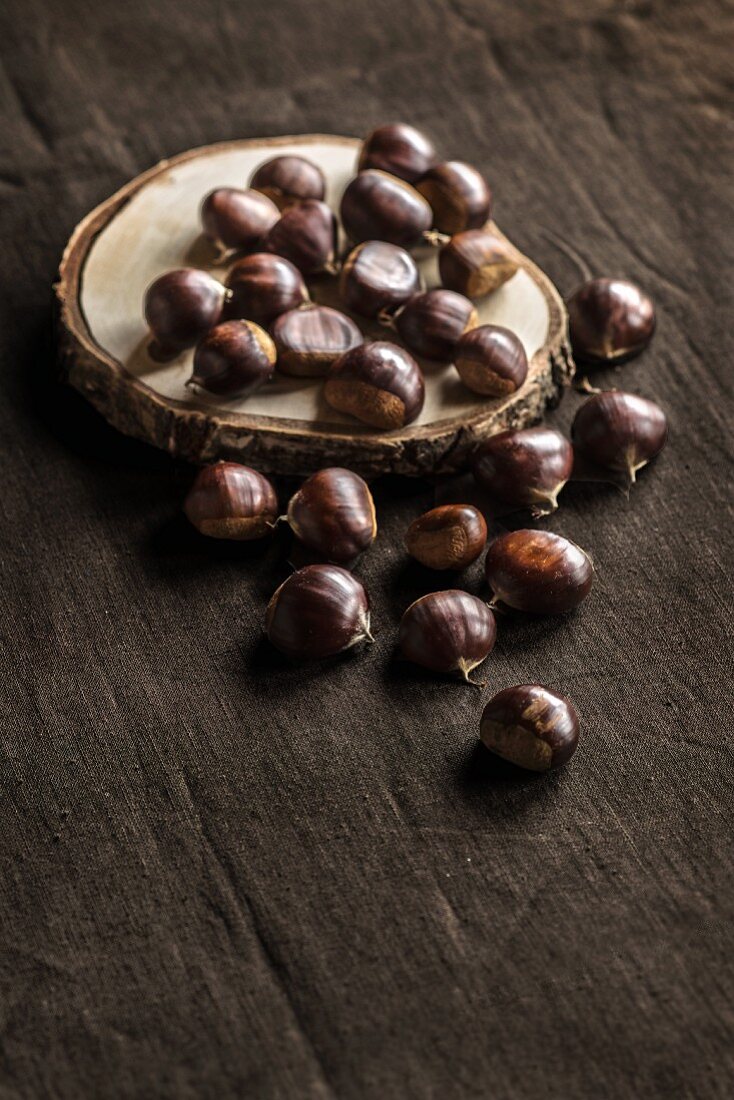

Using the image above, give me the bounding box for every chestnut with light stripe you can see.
[393,289,478,361]
[358,123,437,183]
[265,199,338,275]
[200,187,279,253]
[325,342,425,430]
[272,305,362,377]
[340,169,432,249]
[190,320,276,396]
[339,241,421,319]
[439,229,519,299]
[266,565,372,661]
[285,468,376,564]
[398,590,497,684]
[454,324,529,398]
[225,253,308,327]
[567,277,655,365]
[405,505,487,571]
[572,391,668,488]
[249,154,326,210]
[144,268,228,359]
[480,684,580,771]
[417,160,491,235]
[485,530,593,614]
[472,427,574,516]
[184,462,278,540]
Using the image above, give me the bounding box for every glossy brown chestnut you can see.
[417,161,491,235]
[184,462,278,539]
[473,428,574,516]
[405,504,487,570]
[266,564,372,660]
[358,123,437,183]
[200,187,279,252]
[454,325,529,397]
[485,530,593,614]
[286,468,377,563]
[249,155,326,211]
[567,278,655,365]
[340,170,433,248]
[480,684,580,771]
[225,253,308,327]
[571,391,668,486]
[189,320,276,396]
[325,342,425,430]
[439,229,519,299]
[144,268,227,358]
[398,590,497,682]
[271,305,362,377]
[339,241,421,319]
[393,289,478,361]
[265,199,337,274]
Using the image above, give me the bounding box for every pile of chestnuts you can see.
[152,122,669,774]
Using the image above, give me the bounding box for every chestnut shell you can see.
[417,161,492,235]
[144,268,226,357]
[340,170,433,248]
[473,428,574,515]
[405,504,487,570]
[340,241,421,319]
[184,462,278,539]
[394,289,478,361]
[454,325,529,397]
[325,342,425,430]
[249,155,326,210]
[358,123,437,183]
[272,305,362,377]
[398,590,497,681]
[567,278,655,365]
[439,229,520,299]
[190,320,276,396]
[200,187,279,252]
[286,468,377,563]
[571,390,668,485]
[265,199,337,274]
[480,684,580,771]
[225,253,308,327]
[266,564,372,660]
[485,530,593,614]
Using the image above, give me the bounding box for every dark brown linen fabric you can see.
[1,1,733,1097]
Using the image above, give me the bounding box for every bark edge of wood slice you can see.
[56,134,574,477]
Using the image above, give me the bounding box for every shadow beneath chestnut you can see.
[244,632,373,689]
[455,740,567,793]
[383,557,487,612]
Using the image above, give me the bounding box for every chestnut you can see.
[286,468,376,563]
[393,289,477,361]
[416,161,491,235]
[189,320,276,396]
[480,684,579,771]
[398,590,497,683]
[200,187,279,253]
[266,564,372,660]
[567,278,655,365]
[358,123,437,183]
[324,342,425,430]
[439,229,519,299]
[339,241,421,319]
[472,428,574,516]
[485,530,593,614]
[340,170,433,248]
[265,199,338,275]
[249,154,326,211]
[571,391,668,486]
[144,268,227,358]
[454,325,529,397]
[184,462,278,539]
[271,305,362,377]
[225,253,308,327]
[405,504,487,570]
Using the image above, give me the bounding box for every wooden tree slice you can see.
[57,135,574,477]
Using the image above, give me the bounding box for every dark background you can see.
[1,1,733,1097]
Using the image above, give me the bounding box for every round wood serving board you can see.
[57,134,574,476]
